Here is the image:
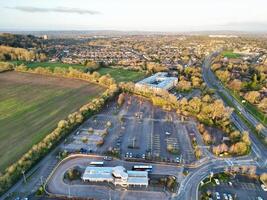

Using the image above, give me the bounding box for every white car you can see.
[228,194,233,200]
[215,192,220,200]
[165,131,171,135]
[261,184,267,191]
[223,193,228,200]
[214,178,220,185]
[257,197,263,200]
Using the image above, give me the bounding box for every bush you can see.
[0,62,14,72]
[65,167,81,181]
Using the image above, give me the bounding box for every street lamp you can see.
[209,171,214,183]
[22,170,26,183]
[68,185,71,199]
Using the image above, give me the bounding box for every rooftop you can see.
[82,166,148,186]
[137,72,178,90]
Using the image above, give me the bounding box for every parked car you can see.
[214,178,220,185]
[215,192,220,200]
[223,193,228,200]
[228,194,233,200]
[261,184,267,191]
[104,156,113,161]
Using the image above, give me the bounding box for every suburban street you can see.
[202,52,267,138]
[202,52,267,163]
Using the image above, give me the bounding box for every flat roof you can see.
[127,177,148,185]
[82,173,113,180]
[82,166,149,186]
[127,170,148,178]
[137,72,177,90]
[84,166,113,174]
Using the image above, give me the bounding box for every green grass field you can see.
[10,61,86,71]
[0,71,104,172]
[10,61,146,82]
[221,51,241,59]
[97,67,146,82]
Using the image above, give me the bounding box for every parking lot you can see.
[63,94,202,165]
[202,175,267,200]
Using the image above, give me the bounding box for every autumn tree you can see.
[177,79,192,91]
[244,91,260,104]
[118,93,125,106]
[230,142,249,155]
[260,173,267,186]
[228,79,243,91]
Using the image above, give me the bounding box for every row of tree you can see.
[0,69,119,195]
[15,65,116,88]
[0,45,47,62]
[0,62,14,73]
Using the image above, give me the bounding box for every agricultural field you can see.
[0,71,105,172]
[97,67,146,82]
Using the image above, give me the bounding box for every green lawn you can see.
[10,61,87,71]
[221,51,241,59]
[97,67,146,82]
[10,61,146,82]
[0,71,104,172]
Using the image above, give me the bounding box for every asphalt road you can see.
[202,52,267,138]
[202,52,267,163]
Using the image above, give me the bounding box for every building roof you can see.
[82,166,149,186]
[82,166,114,181]
[127,170,148,178]
[127,177,148,185]
[137,72,178,90]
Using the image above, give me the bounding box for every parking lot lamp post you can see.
[68,185,71,198]
[22,170,26,183]
[40,176,43,186]
[209,171,213,183]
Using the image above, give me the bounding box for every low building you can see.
[136,72,178,91]
[82,166,148,187]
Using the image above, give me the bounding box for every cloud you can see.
[6,6,100,15]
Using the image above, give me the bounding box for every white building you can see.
[136,72,178,91]
[82,166,148,187]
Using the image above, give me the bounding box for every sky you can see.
[1,0,267,32]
